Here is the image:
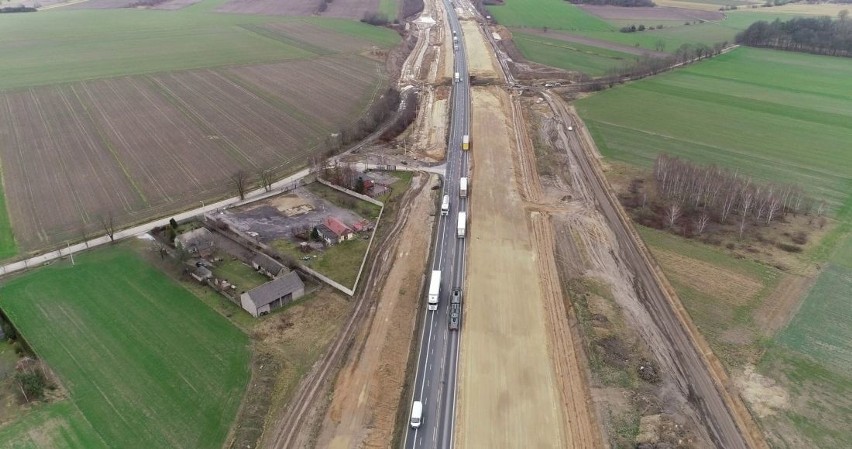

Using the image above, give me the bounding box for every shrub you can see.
[15,371,47,401]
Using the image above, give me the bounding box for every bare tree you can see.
[666,203,682,229]
[99,213,116,243]
[695,211,710,236]
[258,169,273,193]
[738,189,754,238]
[766,195,781,225]
[232,170,249,200]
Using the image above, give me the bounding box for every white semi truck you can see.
[459,177,468,198]
[454,72,460,83]
[441,194,449,216]
[427,270,441,311]
[457,212,466,238]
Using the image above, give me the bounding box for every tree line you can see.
[634,154,820,239]
[735,14,852,57]
[585,42,728,90]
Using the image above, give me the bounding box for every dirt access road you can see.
[544,94,768,449]
[455,86,601,449]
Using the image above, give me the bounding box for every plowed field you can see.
[0,55,386,251]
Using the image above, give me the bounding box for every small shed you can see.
[190,266,213,283]
[251,254,285,279]
[175,228,215,257]
[240,271,305,317]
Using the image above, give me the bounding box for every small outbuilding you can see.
[190,266,213,283]
[251,254,285,279]
[175,228,215,257]
[240,271,305,317]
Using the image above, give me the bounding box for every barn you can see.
[239,271,305,317]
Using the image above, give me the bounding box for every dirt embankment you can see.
[313,173,434,449]
[539,93,769,449]
[455,85,602,449]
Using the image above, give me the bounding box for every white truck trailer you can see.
[427,270,441,311]
[441,194,449,216]
[459,177,468,198]
[457,212,466,238]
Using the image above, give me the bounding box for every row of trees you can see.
[736,15,852,57]
[568,0,654,6]
[650,154,818,237]
[619,24,666,33]
[586,42,728,90]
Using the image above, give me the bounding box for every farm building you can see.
[251,254,285,279]
[191,266,213,283]
[240,271,305,317]
[175,228,215,257]
[320,217,355,245]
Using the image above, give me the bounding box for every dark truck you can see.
[449,288,462,330]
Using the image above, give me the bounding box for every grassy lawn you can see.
[0,0,399,91]
[307,182,382,220]
[486,0,612,32]
[212,255,269,293]
[275,237,370,288]
[0,247,250,449]
[512,31,636,76]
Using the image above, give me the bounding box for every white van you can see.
[410,400,423,428]
[441,195,449,216]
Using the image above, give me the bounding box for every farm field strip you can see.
[0,248,250,449]
[486,0,613,32]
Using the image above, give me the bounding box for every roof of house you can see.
[243,272,304,308]
[252,254,284,274]
[315,224,336,239]
[193,266,213,279]
[175,228,214,248]
[324,217,352,237]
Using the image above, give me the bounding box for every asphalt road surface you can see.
[404,2,470,448]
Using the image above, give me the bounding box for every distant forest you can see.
[736,15,852,57]
[568,0,655,6]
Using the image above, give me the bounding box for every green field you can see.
[512,32,636,76]
[0,0,399,90]
[0,178,15,260]
[576,47,852,212]
[379,0,399,20]
[0,247,250,448]
[487,0,613,31]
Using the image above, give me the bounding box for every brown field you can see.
[216,0,378,18]
[579,5,723,22]
[227,55,382,131]
[0,55,385,251]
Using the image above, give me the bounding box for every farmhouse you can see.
[251,254,285,279]
[321,217,355,244]
[175,228,215,257]
[240,271,305,317]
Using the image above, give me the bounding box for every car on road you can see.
[410,400,423,428]
[451,288,462,304]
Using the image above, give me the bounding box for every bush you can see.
[361,12,389,26]
[15,371,47,401]
[791,231,809,245]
